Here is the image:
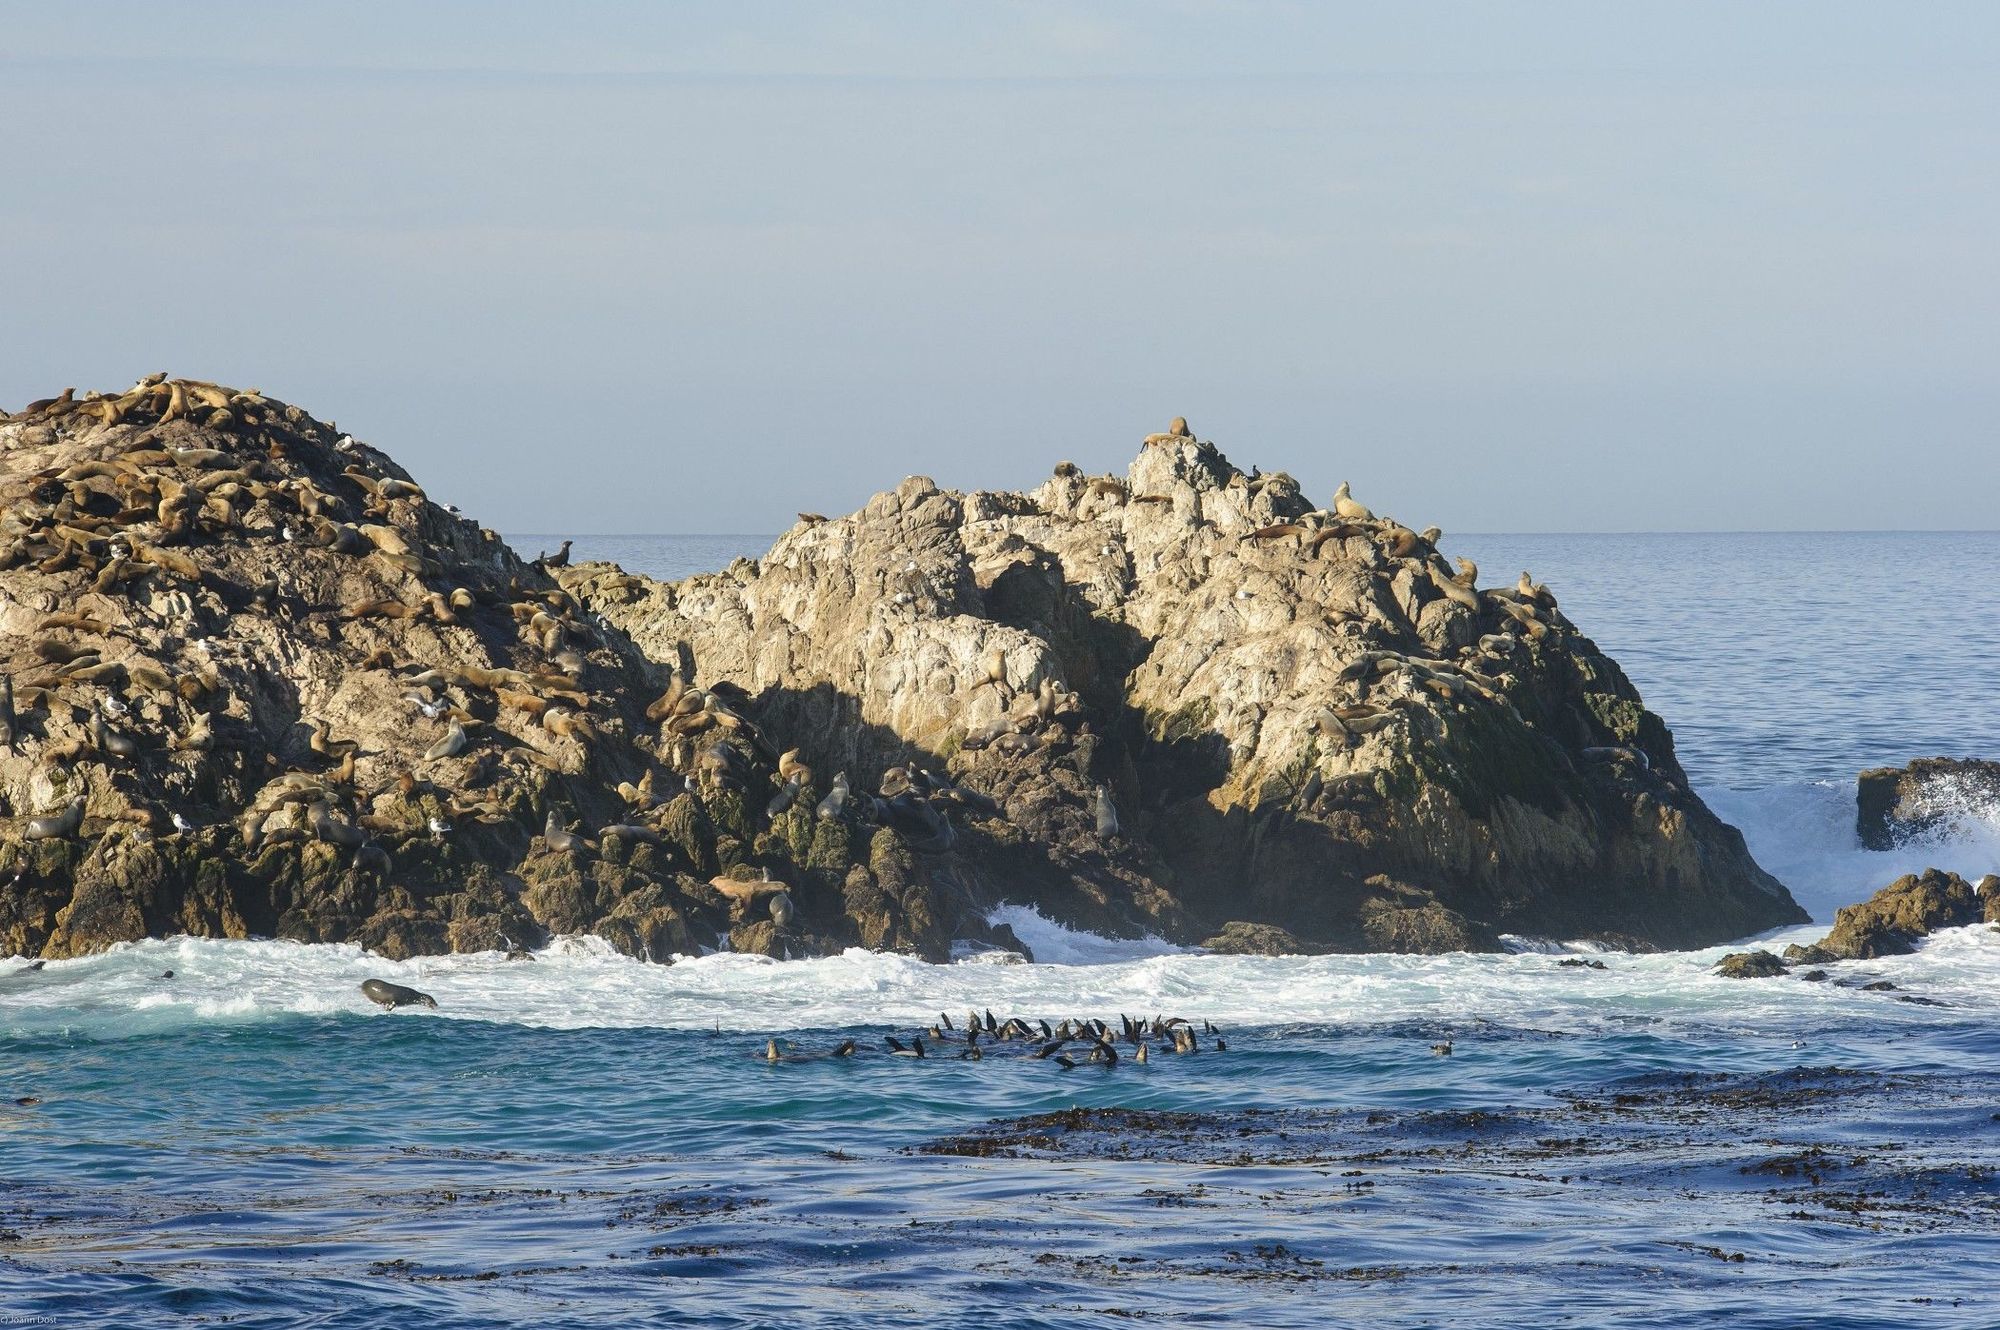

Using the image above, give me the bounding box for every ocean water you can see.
[7,532,2000,1328]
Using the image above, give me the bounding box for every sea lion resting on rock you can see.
[360,978,437,1010]
[24,798,85,841]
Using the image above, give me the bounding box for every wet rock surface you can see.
[1713,949,1790,979]
[2,386,1803,959]
[1786,868,2000,963]
[566,426,1803,951]
[1855,757,2000,850]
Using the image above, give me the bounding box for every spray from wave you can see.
[1707,777,2000,923]
[7,776,1998,1039]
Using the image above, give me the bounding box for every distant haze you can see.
[2,3,1995,534]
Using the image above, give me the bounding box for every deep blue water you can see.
[7,531,2000,1327]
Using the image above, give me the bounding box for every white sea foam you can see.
[1709,777,2000,922]
[5,917,1995,1040]
[5,775,1994,1040]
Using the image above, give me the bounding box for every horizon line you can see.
[504,528,2000,539]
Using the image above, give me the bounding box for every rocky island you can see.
[0,382,1806,962]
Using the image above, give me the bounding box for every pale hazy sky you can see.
[2,3,1994,533]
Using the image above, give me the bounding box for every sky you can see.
[1,3,1995,534]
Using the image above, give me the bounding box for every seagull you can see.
[405,694,448,721]
[100,697,128,718]
[428,817,451,842]
[171,813,193,834]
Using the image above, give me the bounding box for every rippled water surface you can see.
[9,532,2000,1327]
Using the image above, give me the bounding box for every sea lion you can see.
[424,721,468,760]
[0,675,13,753]
[815,771,850,821]
[20,388,75,416]
[765,775,804,817]
[350,840,392,882]
[538,539,573,568]
[1332,481,1374,521]
[1094,786,1119,840]
[24,798,86,841]
[309,802,365,849]
[768,891,796,929]
[359,978,437,1011]
[543,809,590,853]
[797,513,827,526]
[310,721,359,758]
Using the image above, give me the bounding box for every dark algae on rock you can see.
[1,385,1804,960]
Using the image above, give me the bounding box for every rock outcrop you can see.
[0,384,1804,960]
[1713,949,1788,979]
[563,426,1805,952]
[1783,868,1999,963]
[0,377,1025,962]
[1855,757,2000,850]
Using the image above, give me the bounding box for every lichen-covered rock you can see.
[565,429,1805,951]
[1855,758,2000,850]
[1714,949,1788,978]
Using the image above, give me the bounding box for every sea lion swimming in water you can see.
[360,978,437,1010]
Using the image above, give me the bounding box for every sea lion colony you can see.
[0,380,1802,962]
[0,376,1073,962]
